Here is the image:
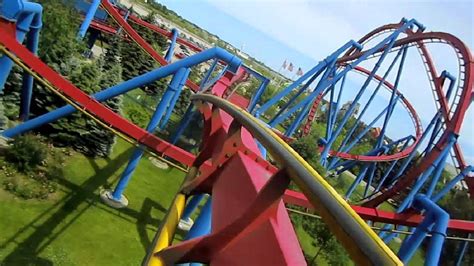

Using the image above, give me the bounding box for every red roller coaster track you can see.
[2,3,473,241]
[76,5,474,228]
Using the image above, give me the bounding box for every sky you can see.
[156,0,474,165]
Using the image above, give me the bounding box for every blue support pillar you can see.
[185,198,212,240]
[0,1,42,94]
[164,28,179,63]
[397,213,434,263]
[181,194,205,221]
[159,68,190,129]
[432,165,473,202]
[0,1,43,119]
[180,197,212,266]
[0,15,32,91]
[398,195,449,266]
[77,0,101,39]
[116,8,131,35]
[345,164,370,200]
[170,105,197,145]
[111,67,189,201]
[19,15,41,121]
[396,134,456,211]
[455,234,471,266]
[3,47,242,138]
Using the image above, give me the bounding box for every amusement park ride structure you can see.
[0,0,473,265]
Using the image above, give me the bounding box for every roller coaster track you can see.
[0,21,404,265]
[299,21,473,205]
[98,0,201,92]
[1,4,473,263]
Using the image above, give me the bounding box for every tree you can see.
[174,88,192,116]
[119,36,167,96]
[0,95,7,130]
[290,132,326,175]
[1,65,22,120]
[439,190,474,265]
[6,134,47,172]
[37,0,85,67]
[141,11,168,51]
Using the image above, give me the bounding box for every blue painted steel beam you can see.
[396,134,456,211]
[243,64,270,113]
[320,33,402,162]
[3,47,242,138]
[164,28,178,63]
[374,137,414,191]
[455,234,471,266]
[397,213,434,263]
[271,19,419,134]
[385,112,441,186]
[77,0,101,39]
[182,197,212,266]
[181,194,205,221]
[0,0,42,96]
[328,46,406,170]
[374,45,409,149]
[256,39,362,116]
[159,68,191,129]
[425,147,450,197]
[185,197,212,240]
[111,67,189,200]
[268,67,325,125]
[398,195,448,266]
[431,165,473,202]
[326,71,345,139]
[270,61,337,129]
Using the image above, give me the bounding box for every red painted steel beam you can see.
[283,190,474,233]
[100,0,165,64]
[353,32,474,205]
[99,0,200,92]
[90,19,118,35]
[302,64,423,162]
[124,12,203,53]
[0,26,205,170]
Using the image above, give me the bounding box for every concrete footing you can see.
[100,189,129,208]
[177,217,194,231]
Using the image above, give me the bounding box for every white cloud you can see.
[205,0,364,61]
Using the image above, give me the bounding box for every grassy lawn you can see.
[0,138,426,265]
[0,122,425,265]
[0,139,185,265]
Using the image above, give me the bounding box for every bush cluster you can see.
[1,135,65,200]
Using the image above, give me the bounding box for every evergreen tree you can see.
[0,95,7,130]
[1,66,22,120]
[174,88,191,116]
[139,11,168,52]
[120,36,167,96]
[37,0,85,67]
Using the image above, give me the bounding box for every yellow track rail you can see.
[188,94,402,265]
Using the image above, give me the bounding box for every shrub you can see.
[6,134,48,172]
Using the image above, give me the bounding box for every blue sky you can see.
[157,0,473,165]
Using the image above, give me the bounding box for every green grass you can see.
[0,128,425,265]
[0,139,185,265]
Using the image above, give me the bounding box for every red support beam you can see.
[283,190,474,233]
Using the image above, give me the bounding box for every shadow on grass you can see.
[134,197,167,251]
[1,146,135,265]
